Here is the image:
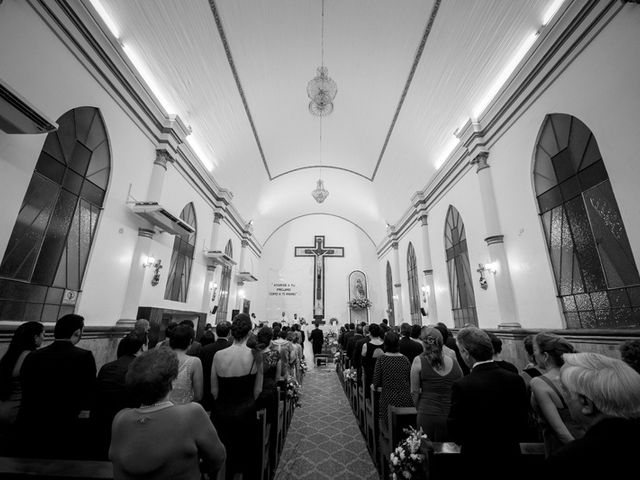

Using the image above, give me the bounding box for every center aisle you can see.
[274,362,378,480]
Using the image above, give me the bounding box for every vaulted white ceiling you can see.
[94,0,559,245]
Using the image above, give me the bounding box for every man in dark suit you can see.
[198,321,231,411]
[91,334,144,458]
[447,327,528,478]
[346,325,364,361]
[309,321,324,357]
[352,325,370,383]
[18,314,97,459]
[398,322,423,364]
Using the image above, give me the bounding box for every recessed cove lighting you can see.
[472,31,538,119]
[187,137,215,172]
[542,0,565,27]
[434,136,460,170]
[89,0,120,39]
[122,43,176,115]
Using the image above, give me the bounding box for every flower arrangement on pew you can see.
[389,426,428,480]
[343,368,356,381]
[323,332,339,350]
[286,377,302,408]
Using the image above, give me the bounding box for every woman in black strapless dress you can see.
[211,314,263,480]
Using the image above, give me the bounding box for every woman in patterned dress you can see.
[373,331,414,428]
[167,324,203,405]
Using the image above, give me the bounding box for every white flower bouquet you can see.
[389,426,428,480]
[286,377,302,408]
[348,297,372,309]
[343,368,357,381]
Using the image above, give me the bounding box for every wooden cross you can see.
[294,235,344,321]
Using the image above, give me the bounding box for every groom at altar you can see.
[309,321,324,357]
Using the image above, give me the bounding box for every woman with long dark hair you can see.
[0,321,45,429]
[211,313,263,480]
[410,326,462,441]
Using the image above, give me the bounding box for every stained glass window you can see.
[444,206,478,327]
[534,114,640,328]
[386,261,395,326]
[164,203,197,302]
[0,107,110,322]
[407,243,421,324]
[216,240,233,323]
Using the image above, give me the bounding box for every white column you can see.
[147,150,173,202]
[391,241,405,324]
[201,212,224,315]
[120,150,175,321]
[235,239,249,310]
[472,151,518,327]
[121,228,155,320]
[418,212,438,323]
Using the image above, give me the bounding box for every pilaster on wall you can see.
[470,151,518,327]
[201,210,225,316]
[390,238,405,324]
[417,212,438,323]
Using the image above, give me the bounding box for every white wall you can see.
[256,215,382,326]
[403,8,640,331]
[486,8,640,329]
[0,2,247,326]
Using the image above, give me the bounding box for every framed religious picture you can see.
[348,270,370,324]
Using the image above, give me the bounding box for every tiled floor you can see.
[274,363,378,480]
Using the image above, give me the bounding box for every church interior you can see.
[1,0,639,478]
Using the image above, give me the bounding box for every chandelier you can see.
[310,0,333,203]
[312,178,329,203]
[307,0,337,116]
[308,67,337,116]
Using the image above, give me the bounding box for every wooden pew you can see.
[256,409,271,480]
[276,386,286,461]
[378,405,417,479]
[0,457,114,479]
[425,441,545,480]
[356,381,366,430]
[364,385,381,468]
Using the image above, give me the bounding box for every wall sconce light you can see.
[210,282,218,302]
[142,255,156,268]
[238,289,246,299]
[420,285,430,303]
[477,262,497,290]
[143,255,162,286]
[392,294,399,301]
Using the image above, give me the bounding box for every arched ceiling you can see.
[93,0,558,245]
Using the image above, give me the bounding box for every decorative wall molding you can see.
[28,0,261,256]
[378,0,623,257]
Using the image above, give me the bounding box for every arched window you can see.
[534,113,640,328]
[0,107,110,322]
[386,261,395,326]
[407,243,421,324]
[444,206,478,327]
[164,203,197,302]
[216,240,233,323]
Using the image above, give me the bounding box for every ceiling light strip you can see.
[207,0,272,179]
[370,0,442,181]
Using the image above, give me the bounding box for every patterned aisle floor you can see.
[274,363,378,480]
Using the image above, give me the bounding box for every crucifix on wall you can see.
[294,235,344,321]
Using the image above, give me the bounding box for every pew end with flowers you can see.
[286,377,302,408]
[389,426,430,480]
